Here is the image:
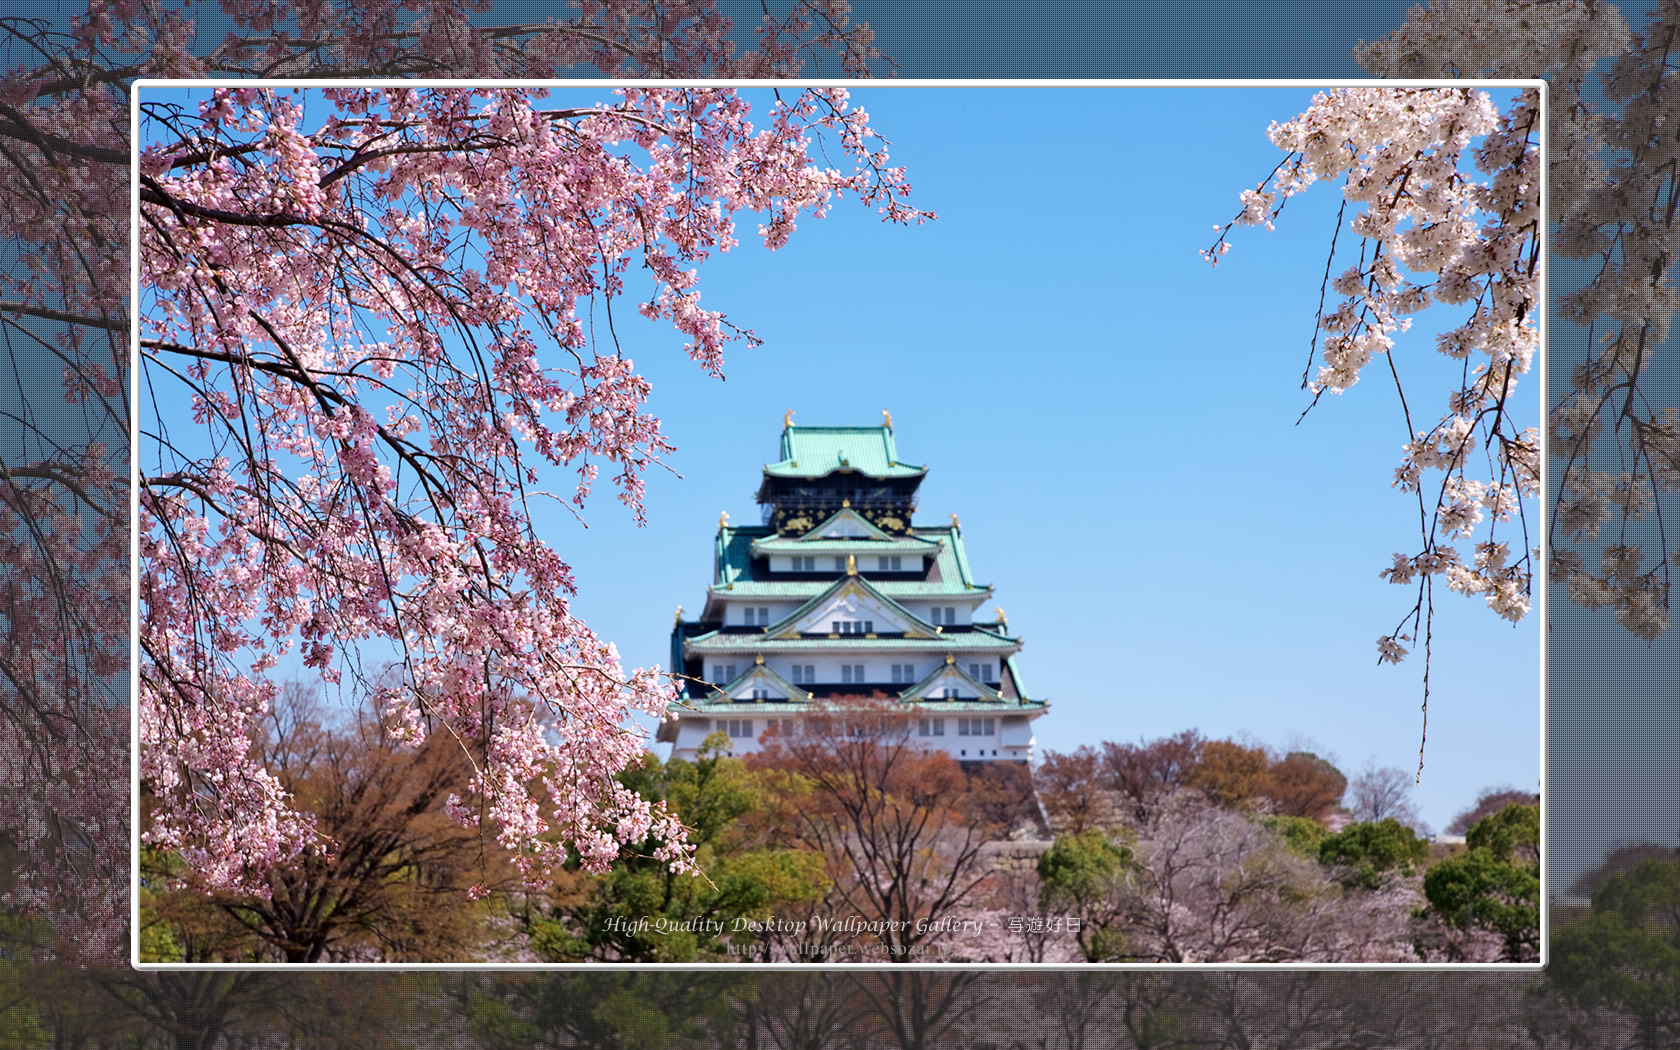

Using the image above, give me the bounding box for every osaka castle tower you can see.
[659,414,1047,763]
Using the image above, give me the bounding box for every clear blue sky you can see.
[542,87,1540,834]
[139,85,1540,835]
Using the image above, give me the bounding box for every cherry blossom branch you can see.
[1212,87,1540,767]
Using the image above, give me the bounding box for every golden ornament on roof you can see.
[846,553,857,576]
[882,409,893,429]
[674,605,684,624]
[718,510,729,530]
[950,513,960,530]
[784,409,795,428]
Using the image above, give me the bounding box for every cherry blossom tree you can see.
[1214,0,1680,768]
[1353,1,1677,645]
[2,0,898,960]
[137,85,928,896]
[1210,85,1542,767]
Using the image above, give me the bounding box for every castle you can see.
[660,415,1046,762]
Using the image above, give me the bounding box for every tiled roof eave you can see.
[752,535,940,555]
[674,698,1047,714]
[683,633,1021,652]
[762,463,927,480]
[707,582,993,598]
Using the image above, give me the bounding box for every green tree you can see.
[1037,830,1136,962]
[532,735,827,962]
[1263,815,1331,860]
[1465,798,1540,864]
[1317,819,1429,890]
[1550,854,1680,1050]
[1422,804,1539,961]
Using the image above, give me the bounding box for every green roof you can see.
[715,524,985,595]
[764,425,926,481]
[674,698,1047,715]
[752,537,941,557]
[683,631,1019,653]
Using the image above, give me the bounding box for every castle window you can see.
[716,664,737,683]
[793,556,815,572]
[790,664,814,684]
[877,556,901,572]
[841,664,865,684]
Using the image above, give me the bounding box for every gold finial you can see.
[784,409,795,428]
[755,653,764,665]
[842,497,851,508]
[950,513,960,531]
[882,409,893,429]
[994,606,1006,624]
[846,553,857,576]
[945,653,955,665]
[674,605,684,624]
[719,510,729,530]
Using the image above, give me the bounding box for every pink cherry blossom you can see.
[138,86,930,896]
[1212,87,1540,769]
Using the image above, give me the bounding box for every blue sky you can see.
[139,85,1540,835]
[549,87,1540,834]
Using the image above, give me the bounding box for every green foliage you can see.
[1422,804,1539,961]
[1466,801,1540,862]
[1038,830,1135,962]
[535,741,828,962]
[1551,855,1680,1049]
[1262,814,1330,859]
[1317,818,1428,889]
